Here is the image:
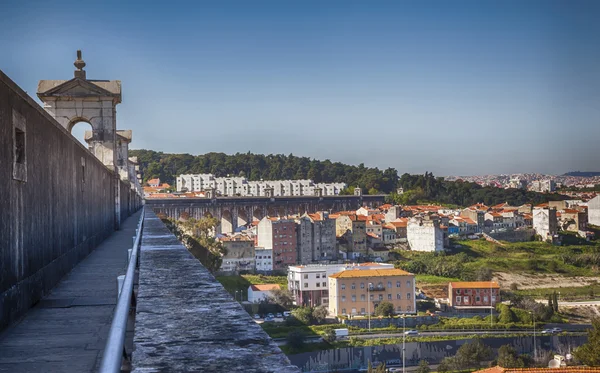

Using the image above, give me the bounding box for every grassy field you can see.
[514,284,600,300]
[215,274,287,297]
[451,238,600,278]
[416,274,461,284]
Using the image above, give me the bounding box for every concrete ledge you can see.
[132,210,300,373]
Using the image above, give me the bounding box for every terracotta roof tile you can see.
[449,281,500,289]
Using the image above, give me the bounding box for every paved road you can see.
[0,211,141,373]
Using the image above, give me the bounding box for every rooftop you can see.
[249,284,281,291]
[330,268,412,279]
[449,281,500,289]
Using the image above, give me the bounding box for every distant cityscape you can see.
[445,173,600,190]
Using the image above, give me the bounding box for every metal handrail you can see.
[99,208,145,373]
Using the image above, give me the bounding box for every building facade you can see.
[328,268,416,316]
[288,263,394,307]
[589,195,600,226]
[247,284,281,303]
[533,207,558,241]
[218,236,255,272]
[448,281,500,310]
[257,217,298,271]
[407,216,445,252]
[255,248,273,272]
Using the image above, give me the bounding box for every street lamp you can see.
[529,311,536,361]
[366,283,372,330]
[235,290,239,302]
[401,314,406,373]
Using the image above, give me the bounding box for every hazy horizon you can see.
[2,0,599,175]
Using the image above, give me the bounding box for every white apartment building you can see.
[287,262,394,307]
[589,195,600,226]
[176,173,346,197]
[255,248,273,272]
[407,216,445,252]
[530,180,556,193]
[533,207,558,241]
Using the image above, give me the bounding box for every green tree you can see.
[415,359,431,373]
[367,361,386,373]
[452,339,492,369]
[574,317,600,366]
[312,306,328,324]
[497,345,526,368]
[268,288,294,309]
[322,328,337,343]
[373,301,395,317]
[286,330,305,350]
[292,306,314,325]
[553,291,559,312]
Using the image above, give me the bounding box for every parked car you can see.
[264,316,274,322]
[267,313,275,318]
[541,329,553,334]
[551,328,563,334]
[404,330,419,336]
[283,311,291,317]
[275,313,283,318]
[253,314,260,319]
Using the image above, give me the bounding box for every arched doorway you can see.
[69,119,93,149]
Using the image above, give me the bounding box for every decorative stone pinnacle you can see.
[74,50,87,79]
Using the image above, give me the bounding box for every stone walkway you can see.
[0,210,142,373]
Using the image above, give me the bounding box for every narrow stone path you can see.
[0,210,142,373]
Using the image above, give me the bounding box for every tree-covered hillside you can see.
[131,149,567,206]
[130,149,398,194]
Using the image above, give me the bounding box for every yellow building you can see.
[328,268,416,316]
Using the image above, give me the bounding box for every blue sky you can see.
[1,0,599,175]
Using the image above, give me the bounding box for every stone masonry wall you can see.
[0,70,139,331]
[133,209,300,372]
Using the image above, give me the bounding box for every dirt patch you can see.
[559,305,600,323]
[493,272,598,290]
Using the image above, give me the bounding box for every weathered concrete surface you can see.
[0,69,142,331]
[0,210,142,373]
[132,209,300,372]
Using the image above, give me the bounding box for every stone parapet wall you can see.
[0,70,140,331]
[341,315,439,329]
[132,209,300,372]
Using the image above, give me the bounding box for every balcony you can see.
[368,285,386,292]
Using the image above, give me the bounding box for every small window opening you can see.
[14,128,25,164]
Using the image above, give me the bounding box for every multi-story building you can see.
[407,216,445,252]
[559,208,588,232]
[176,173,346,197]
[334,214,367,257]
[296,212,337,262]
[533,207,558,241]
[448,281,500,310]
[247,284,281,303]
[257,217,297,271]
[530,180,556,193]
[588,195,600,226]
[254,247,273,273]
[218,235,255,272]
[328,268,416,316]
[288,263,394,307]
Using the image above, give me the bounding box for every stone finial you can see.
[74,50,86,79]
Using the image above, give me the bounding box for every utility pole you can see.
[402,315,406,373]
[368,282,372,332]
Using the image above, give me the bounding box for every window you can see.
[342,308,346,314]
[388,294,392,300]
[387,281,392,288]
[464,296,470,303]
[316,274,320,279]
[476,296,480,302]
[397,306,402,311]
[407,305,411,311]
[361,308,365,314]
[397,293,402,300]
[396,281,401,288]
[360,282,365,289]
[370,294,374,301]
[456,289,461,294]
[341,284,346,290]
[406,280,411,287]
[304,283,308,288]
[483,296,488,302]
[316,283,320,288]
[361,294,365,301]
[456,296,461,303]
[378,294,383,301]
[407,292,411,300]
[352,295,356,302]
[322,282,326,287]
[12,109,27,182]
[341,296,346,302]
[351,283,356,289]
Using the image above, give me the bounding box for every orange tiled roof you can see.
[330,268,412,278]
[474,366,600,373]
[449,281,500,289]
[249,284,281,291]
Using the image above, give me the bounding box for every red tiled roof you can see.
[449,281,500,289]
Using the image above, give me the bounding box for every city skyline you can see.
[1,0,599,175]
